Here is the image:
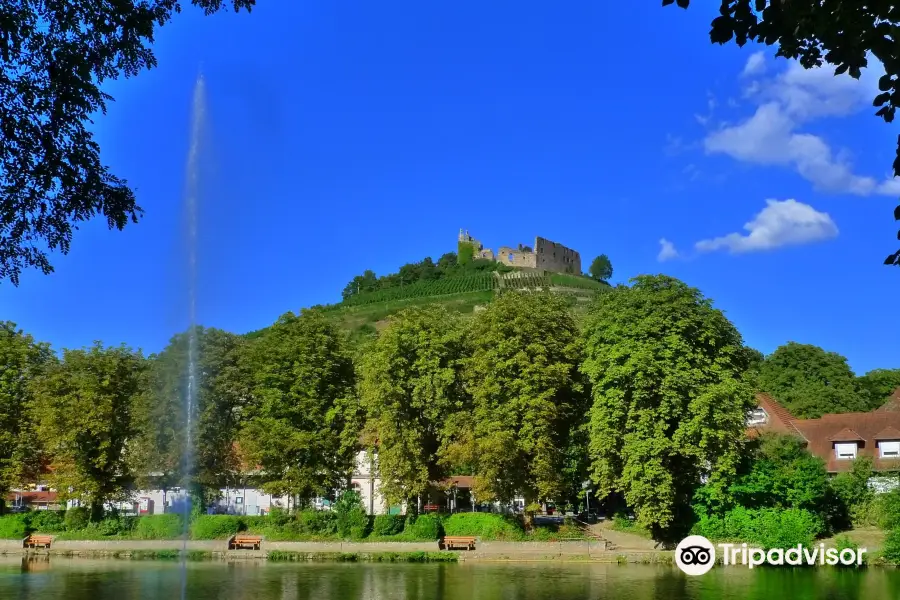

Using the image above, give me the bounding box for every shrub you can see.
[441,513,521,540]
[0,514,29,539]
[404,514,444,540]
[297,509,338,536]
[334,491,369,539]
[268,507,292,527]
[91,515,131,537]
[752,508,823,549]
[133,514,184,540]
[241,516,266,530]
[881,527,900,565]
[372,514,406,537]
[833,535,866,566]
[691,514,729,541]
[869,489,900,530]
[691,507,822,550]
[191,515,243,540]
[27,510,66,533]
[64,507,90,531]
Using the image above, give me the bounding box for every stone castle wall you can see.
[460,230,580,274]
[534,236,581,274]
[496,246,538,269]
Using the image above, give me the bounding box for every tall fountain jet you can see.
[180,67,206,599]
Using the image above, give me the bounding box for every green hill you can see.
[317,271,611,343]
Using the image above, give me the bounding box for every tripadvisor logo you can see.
[675,535,716,576]
[674,535,868,575]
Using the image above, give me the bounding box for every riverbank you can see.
[0,539,674,564]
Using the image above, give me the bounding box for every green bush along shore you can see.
[0,507,586,544]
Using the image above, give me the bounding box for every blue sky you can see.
[1,1,898,374]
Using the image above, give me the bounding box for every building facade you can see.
[747,390,900,490]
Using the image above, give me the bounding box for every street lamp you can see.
[581,480,591,520]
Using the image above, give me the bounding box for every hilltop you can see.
[248,235,613,343]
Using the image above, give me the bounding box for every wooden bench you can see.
[229,534,262,550]
[423,504,440,512]
[24,535,52,549]
[442,536,476,550]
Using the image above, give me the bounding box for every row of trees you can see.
[341,253,511,300]
[748,343,900,419]
[342,251,616,300]
[2,274,897,541]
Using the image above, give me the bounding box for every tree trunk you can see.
[89,500,104,522]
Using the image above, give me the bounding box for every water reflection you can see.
[0,558,897,599]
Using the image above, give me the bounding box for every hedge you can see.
[403,514,444,540]
[0,515,28,539]
[442,513,523,540]
[134,514,184,540]
[190,515,244,540]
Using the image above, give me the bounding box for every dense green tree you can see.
[664,1,900,265]
[342,270,379,299]
[829,456,875,530]
[0,0,258,285]
[739,346,765,389]
[236,310,358,503]
[857,368,900,410]
[398,262,423,285]
[588,254,613,282]
[30,343,147,520]
[130,327,244,505]
[756,342,866,418]
[693,433,838,531]
[0,322,53,512]
[453,292,586,509]
[358,306,468,506]
[728,434,828,513]
[582,275,754,542]
[419,257,439,281]
[436,252,458,272]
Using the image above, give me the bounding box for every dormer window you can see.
[747,408,768,426]
[879,441,900,458]
[835,443,858,460]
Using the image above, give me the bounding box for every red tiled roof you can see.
[791,411,900,473]
[6,491,58,504]
[874,426,900,440]
[875,387,900,413]
[828,428,864,442]
[745,393,900,473]
[746,393,799,438]
[440,476,474,489]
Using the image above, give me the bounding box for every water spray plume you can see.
[180,67,206,600]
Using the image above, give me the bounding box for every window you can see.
[746,408,767,426]
[880,441,900,458]
[835,443,858,460]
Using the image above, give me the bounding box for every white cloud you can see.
[695,199,838,254]
[702,54,899,195]
[657,238,679,262]
[742,52,766,77]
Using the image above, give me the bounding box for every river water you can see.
[1,558,898,599]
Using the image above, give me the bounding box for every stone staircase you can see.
[571,518,616,551]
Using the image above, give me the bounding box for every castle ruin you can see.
[458,229,582,275]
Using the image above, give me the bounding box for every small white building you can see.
[351,450,389,515]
